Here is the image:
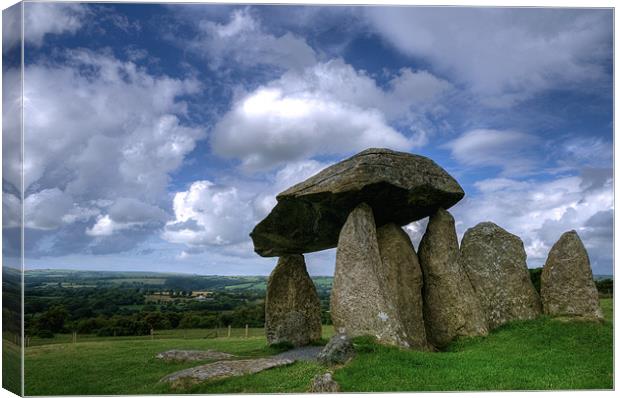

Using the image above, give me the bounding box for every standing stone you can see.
[418,209,488,347]
[265,254,322,346]
[541,230,603,320]
[460,222,542,329]
[376,223,430,350]
[330,203,415,348]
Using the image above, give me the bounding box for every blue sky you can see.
[2,2,613,275]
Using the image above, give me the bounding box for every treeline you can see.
[26,301,266,338]
[24,285,268,338]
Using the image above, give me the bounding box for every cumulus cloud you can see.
[2,66,22,192]
[444,129,540,175]
[162,180,254,247]
[24,2,89,47]
[450,169,613,274]
[2,192,21,229]
[163,159,330,258]
[21,49,204,256]
[2,3,22,54]
[365,8,612,106]
[188,7,316,71]
[86,198,168,237]
[211,59,451,170]
[24,188,74,230]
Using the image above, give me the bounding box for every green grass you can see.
[335,299,614,392]
[2,338,21,395]
[23,299,612,395]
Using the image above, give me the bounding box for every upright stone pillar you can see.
[418,209,488,347]
[376,223,430,350]
[541,230,603,320]
[331,203,428,349]
[265,254,322,346]
[460,222,542,329]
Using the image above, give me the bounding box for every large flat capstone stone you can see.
[251,148,464,257]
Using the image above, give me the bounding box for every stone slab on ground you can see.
[160,357,294,387]
[272,345,323,362]
[155,349,234,361]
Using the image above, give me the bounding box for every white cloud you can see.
[2,192,21,229]
[87,215,124,237]
[211,59,450,170]
[451,169,613,273]
[189,8,316,71]
[163,158,330,259]
[24,188,74,230]
[162,180,254,247]
[365,8,612,106]
[444,129,540,175]
[24,3,88,47]
[86,198,169,237]
[21,49,204,254]
[2,3,22,54]
[24,49,203,199]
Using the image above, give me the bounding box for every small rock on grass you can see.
[317,334,355,365]
[309,372,340,393]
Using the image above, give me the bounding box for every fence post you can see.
[245,324,249,338]
[227,325,231,338]
[150,328,154,340]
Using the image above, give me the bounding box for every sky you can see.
[1,2,614,276]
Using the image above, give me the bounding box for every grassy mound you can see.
[24,299,612,395]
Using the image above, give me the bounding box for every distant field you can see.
[23,299,612,395]
[24,269,333,292]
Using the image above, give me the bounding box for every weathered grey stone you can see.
[376,223,430,350]
[317,334,355,365]
[418,209,488,347]
[265,254,322,347]
[251,148,464,257]
[155,350,234,361]
[541,230,603,320]
[160,357,294,387]
[309,372,340,393]
[460,222,542,329]
[330,203,423,348]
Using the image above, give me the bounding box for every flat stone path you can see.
[160,345,324,387]
[156,349,234,361]
[272,345,323,361]
[160,357,294,386]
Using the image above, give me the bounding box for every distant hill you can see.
[23,269,333,293]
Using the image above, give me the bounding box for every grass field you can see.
[23,299,613,395]
[2,338,21,395]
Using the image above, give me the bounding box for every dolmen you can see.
[251,148,603,350]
